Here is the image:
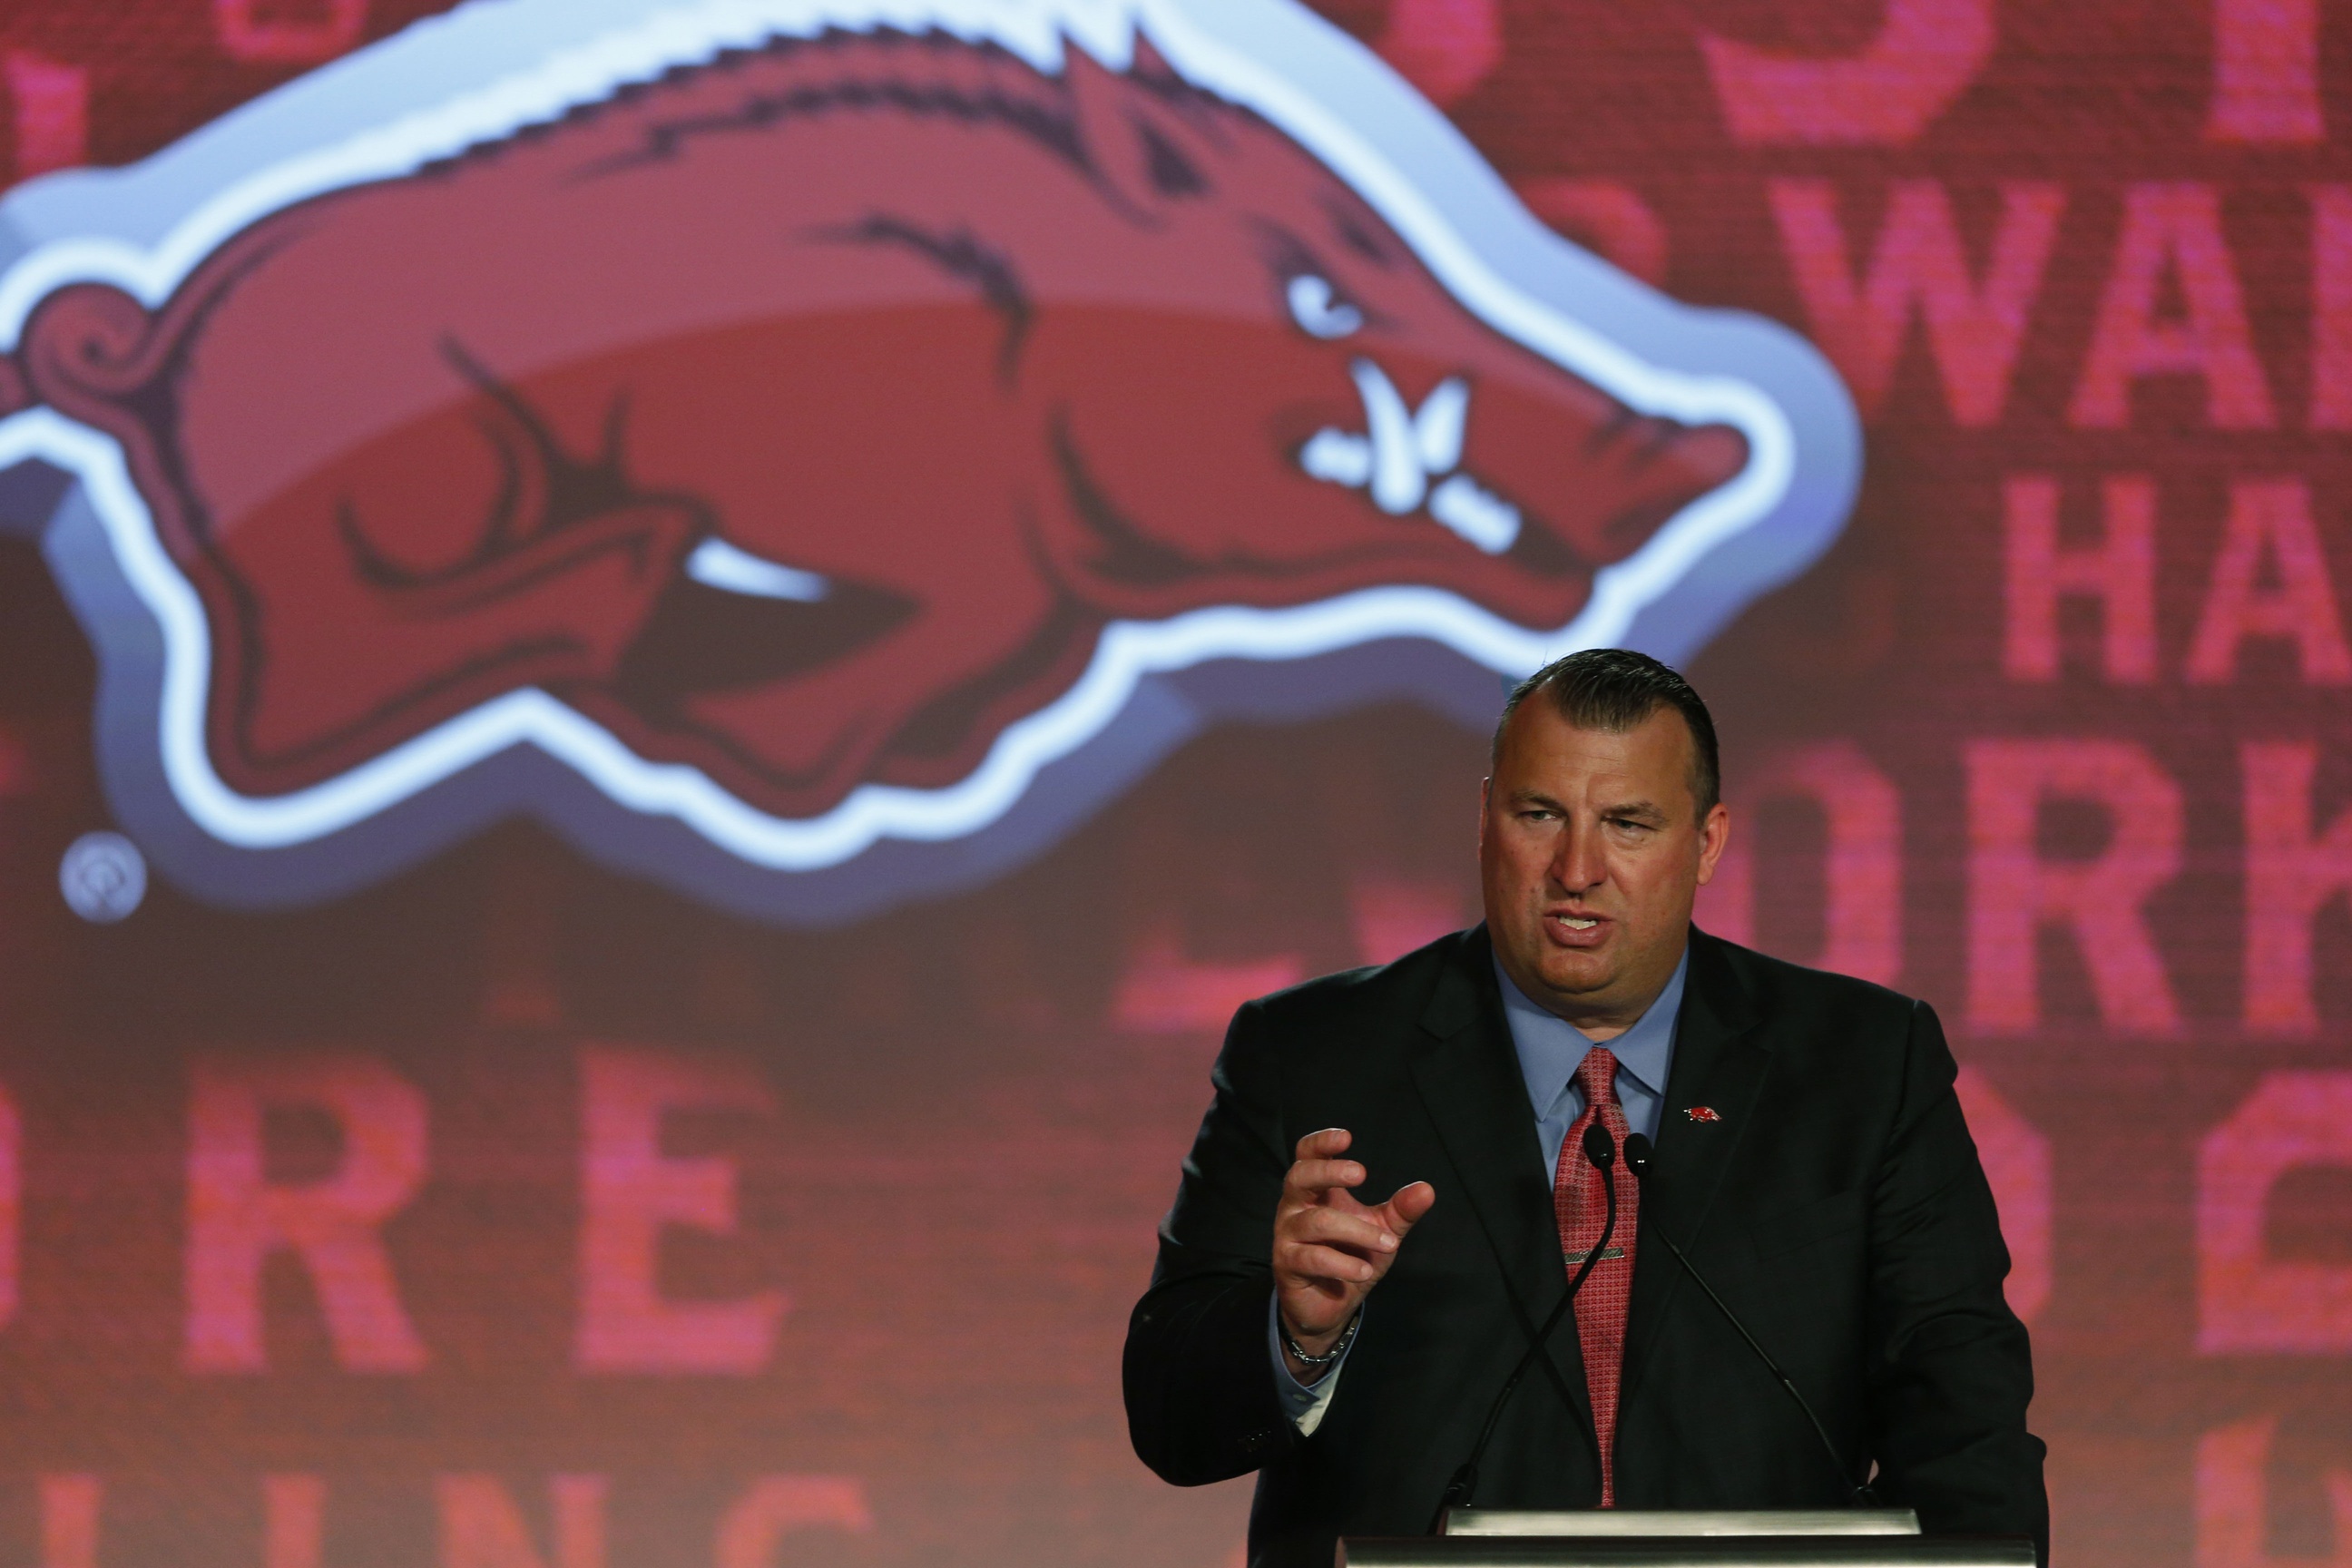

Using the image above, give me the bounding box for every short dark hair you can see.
[1490,649,1720,814]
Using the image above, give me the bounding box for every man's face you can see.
[1477,700,1730,1037]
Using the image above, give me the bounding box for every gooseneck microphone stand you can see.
[1428,1121,1620,1534]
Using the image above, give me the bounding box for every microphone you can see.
[1428,1121,1619,1534]
[1620,1132,1876,1507]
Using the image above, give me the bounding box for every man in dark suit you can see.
[1122,650,2046,1567]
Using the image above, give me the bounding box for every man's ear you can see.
[1695,800,1732,886]
[1062,37,1225,217]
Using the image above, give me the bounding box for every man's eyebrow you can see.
[1504,790,1675,822]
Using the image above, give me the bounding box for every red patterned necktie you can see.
[1554,1045,1639,1506]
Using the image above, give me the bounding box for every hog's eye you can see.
[1287,274,1364,338]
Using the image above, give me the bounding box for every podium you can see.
[1338,1511,2035,1568]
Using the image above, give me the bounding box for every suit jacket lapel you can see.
[1406,926,1595,1440]
[1621,926,1770,1401]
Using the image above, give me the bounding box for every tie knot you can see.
[1576,1045,1619,1107]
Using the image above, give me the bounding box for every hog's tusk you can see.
[685,536,831,602]
[1309,361,1509,552]
[1349,358,1426,515]
[1299,428,1375,486]
[1428,474,1522,554]
[1413,377,1469,475]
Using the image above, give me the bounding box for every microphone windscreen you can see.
[1622,1132,1654,1177]
[1582,1121,1615,1169]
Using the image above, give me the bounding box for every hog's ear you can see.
[1063,40,1226,218]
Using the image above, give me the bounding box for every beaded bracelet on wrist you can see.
[1282,1308,1363,1367]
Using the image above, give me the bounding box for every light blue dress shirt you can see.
[1498,946,1687,1171]
[1272,943,1691,1425]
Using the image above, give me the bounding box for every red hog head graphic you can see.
[16,32,1741,805]
[0,5,1849,919]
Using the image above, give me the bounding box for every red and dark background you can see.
[0,1,2346,1566]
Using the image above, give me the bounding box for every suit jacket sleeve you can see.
[1867,998,2050,1555]
[1124,999,1303,1485]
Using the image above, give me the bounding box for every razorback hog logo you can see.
[6,29,1746,826]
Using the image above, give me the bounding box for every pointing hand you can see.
[1271,1127,1434,1372]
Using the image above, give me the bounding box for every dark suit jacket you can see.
[1122,926,2046,1567]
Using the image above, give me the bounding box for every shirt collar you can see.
[1493,942,1690,1118]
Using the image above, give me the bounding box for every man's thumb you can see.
[1384,1181,1436,1235]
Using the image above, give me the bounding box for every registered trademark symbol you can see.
[59,831,147,924]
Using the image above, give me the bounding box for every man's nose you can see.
[1547,819,1605,893]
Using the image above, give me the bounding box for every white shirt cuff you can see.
[1268,1296,1351,1436]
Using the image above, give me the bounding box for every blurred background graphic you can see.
[0,3,2344,1568]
